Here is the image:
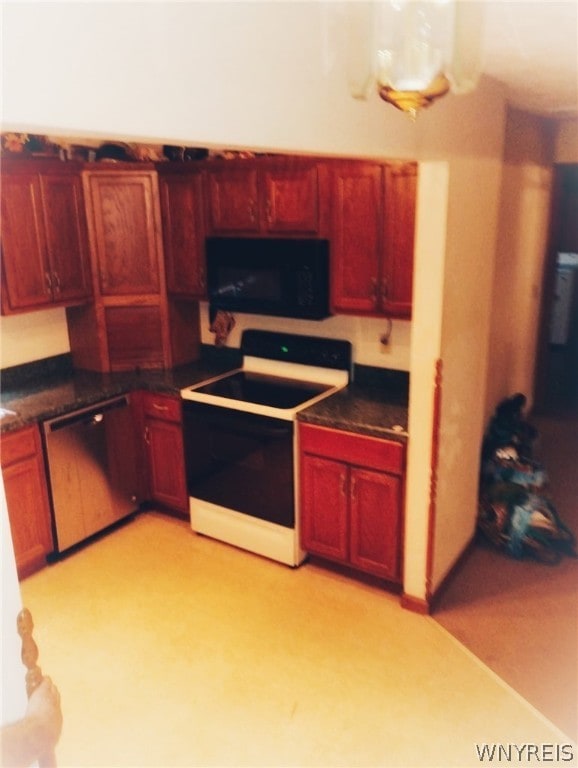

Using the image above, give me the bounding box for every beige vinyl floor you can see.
[20,512,575,768]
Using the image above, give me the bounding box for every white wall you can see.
[485,110,555,420]
[555,118,578,163]
[0,309,71,369]
[403,161,449,600]
[199,304,412,371]
[1,2,417,160]
[413,82,508,595]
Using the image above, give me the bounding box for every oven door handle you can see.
[183,402,293,439]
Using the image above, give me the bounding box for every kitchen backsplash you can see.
[1,303,411,373]
[198,303,411,371]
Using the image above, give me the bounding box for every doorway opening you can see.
[534,164,578,416]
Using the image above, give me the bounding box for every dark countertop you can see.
[1,354,409,442]
[298,382,409,442]
[0,358,236,434]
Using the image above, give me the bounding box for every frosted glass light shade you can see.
[375,0,455,93]
[346,0,484,116]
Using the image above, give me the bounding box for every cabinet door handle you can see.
[350,474,357,501]
[52,271,61,294]
[340,471,347,498]
[248,201,257,223]
[381,279,388,300]
[144,426,151,445]
[152,403,169,412]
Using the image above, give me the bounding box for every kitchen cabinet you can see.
[330,161,417,319]
[299,423,405,582]
[83,169,162,296]
[382,163,417,317]
[140,392,188,517]
[67,167,200,372]
[157,165,207,298]
[1,160,92,314]
[1,425,54,579]
[206,157,327,236]
[329,161,382,315]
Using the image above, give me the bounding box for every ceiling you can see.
[481,1,578,117]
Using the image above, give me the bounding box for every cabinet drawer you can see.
[142,393,182,423]
[0,425,39,467]
[299,423,405,475]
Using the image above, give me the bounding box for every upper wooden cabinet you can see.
[382,163,417,318]
[67,167,200,372]
[330,160,417,319]
[1,160,92,314]
[329,161,383,316]
[157,165,207,298]
[206,158,327,236]
[82,170,162,296]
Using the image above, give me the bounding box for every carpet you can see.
[434,413,578,741]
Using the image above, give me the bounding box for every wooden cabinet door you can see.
[263,163,320,234]
[1,163,92,314]
[382,163,417,318]
[104,305,166,372]
[143,394,188,514]
[159,169,207,297]
[40,171,92,304]
[349,467,402,581]
[207,165,260,234]
[1,426,53,579]
[83,171,162,295]
[330,162,383,314]
[300,453,349,562]
[1,171,51,312]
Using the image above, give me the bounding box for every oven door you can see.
[183,401,295,528]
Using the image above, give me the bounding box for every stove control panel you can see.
[241,330,352,374]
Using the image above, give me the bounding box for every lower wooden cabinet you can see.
[1,425,54,579]
[138,392,188,517]
[299,423,405,582]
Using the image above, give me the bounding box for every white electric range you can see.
[180,330,352,565]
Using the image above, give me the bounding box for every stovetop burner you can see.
[181,329,352,419]
[192,370,332,410]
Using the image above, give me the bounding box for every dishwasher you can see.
[43,395,140,553]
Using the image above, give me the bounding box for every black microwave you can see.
[206,237,330,320]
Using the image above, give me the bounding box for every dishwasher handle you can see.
[44,396,129,434]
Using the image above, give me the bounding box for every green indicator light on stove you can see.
[281,345,289,353]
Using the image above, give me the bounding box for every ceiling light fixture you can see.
[348,0,485,120]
